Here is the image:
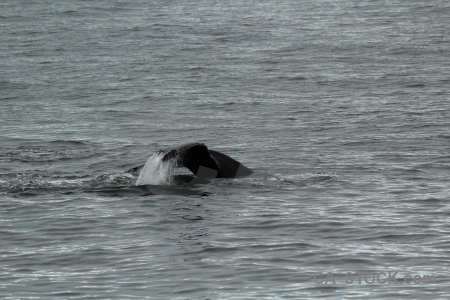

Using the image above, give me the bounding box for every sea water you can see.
[1,0,449,299]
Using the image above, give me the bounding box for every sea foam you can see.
[136,152,177,185]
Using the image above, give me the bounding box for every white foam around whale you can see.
[136,152,177,186]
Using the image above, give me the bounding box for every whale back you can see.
[162,142,219,177]
[128,142,253,179]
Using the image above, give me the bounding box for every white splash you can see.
[136,152,177,186]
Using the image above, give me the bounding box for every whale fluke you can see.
[128,142,253,179]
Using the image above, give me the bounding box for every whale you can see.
[127,142,253,179]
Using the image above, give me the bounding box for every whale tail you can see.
[128,142,253,179]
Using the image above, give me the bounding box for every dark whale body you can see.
[128,142,253,179]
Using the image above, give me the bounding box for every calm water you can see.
[1,0,449,299]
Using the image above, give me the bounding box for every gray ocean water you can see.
[1,0,449,299]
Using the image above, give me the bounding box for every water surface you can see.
[1,0,449,299]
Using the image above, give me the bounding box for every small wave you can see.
[0,172,135,197]
[1,141,97,163]
[266,172,338,185]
